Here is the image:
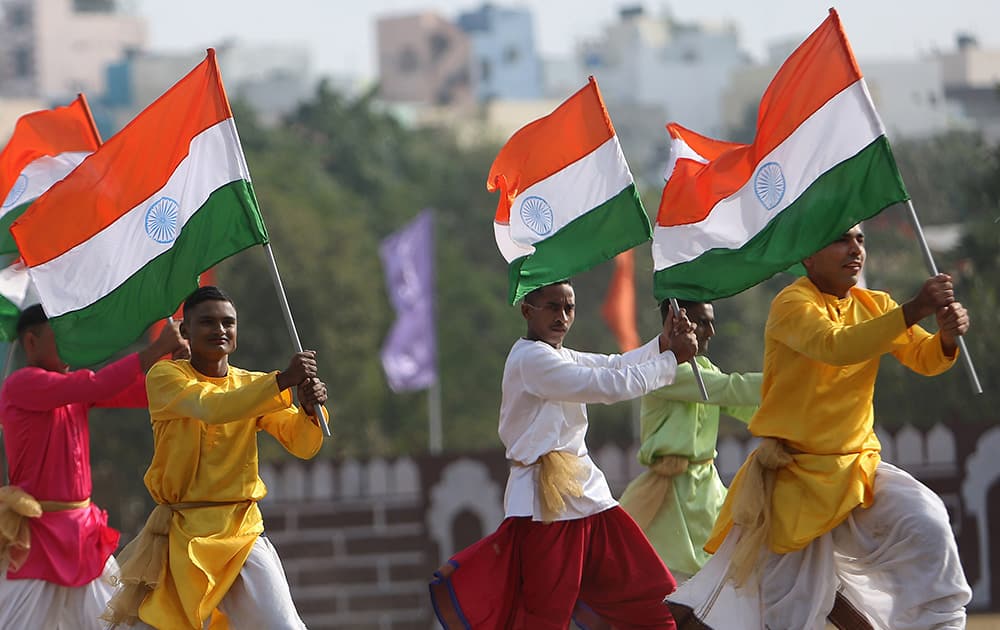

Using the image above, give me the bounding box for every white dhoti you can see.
[129,535,306,630]
[668,462,971,630]
[0,555,117,629]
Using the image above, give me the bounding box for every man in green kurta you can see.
[619,300,761,581]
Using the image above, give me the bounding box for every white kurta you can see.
[500,337,679,521]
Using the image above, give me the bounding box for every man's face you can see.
[24,323,68,373]
[181,299,238,360]
[803,226,866,298]
[686,303,716,355]
[522,283,575,349]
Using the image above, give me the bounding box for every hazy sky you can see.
[135,1,1000,80]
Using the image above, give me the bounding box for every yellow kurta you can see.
[706,277,956,554]
[139,360,323,629]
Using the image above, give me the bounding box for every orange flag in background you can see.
[601,249,640,352]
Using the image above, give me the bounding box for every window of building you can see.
[481,58,492,82]
[429,33,450,61]
[7,5,31,28]
[73,0,115,13]
[13,47,32,78]
[504,46,519,64]
[397,47,419,74]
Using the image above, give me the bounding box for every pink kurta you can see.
[0,353,147,586]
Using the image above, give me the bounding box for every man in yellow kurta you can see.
[667,227,972,630]
[103,286,326,630]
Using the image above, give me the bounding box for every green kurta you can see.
[619,355,761,576]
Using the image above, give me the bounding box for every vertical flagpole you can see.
[903,200,983,394]
[428,379,442,454]
[76,92,103,144]
[263,244,333,436]
[1,340,14,381]
[669,298,709,401]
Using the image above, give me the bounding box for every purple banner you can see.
[379,210,436,392]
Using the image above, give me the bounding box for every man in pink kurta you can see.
[0,304,185,629]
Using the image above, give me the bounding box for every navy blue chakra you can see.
[145,197,180,244]
[520,195,554,236]
[754,161,786,210]
[2,174,28,209]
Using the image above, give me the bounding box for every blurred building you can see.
[722,36,964,142]
[0,0,145,100]
[456,4,542,101]
[100,41,316,131]
[376,12,474,106]
[939,34,1000,143]
[577,5,749,138]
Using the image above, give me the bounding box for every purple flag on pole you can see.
[379,210,437,392]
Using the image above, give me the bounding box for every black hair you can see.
[16,303,48,339]
[523,279,572,306]
[182,286,234,319]
[659,299,710,324]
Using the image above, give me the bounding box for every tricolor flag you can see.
[652,9,908,301]
[11,50,267,366]
[489,77,652,304]
[0,94,102,255]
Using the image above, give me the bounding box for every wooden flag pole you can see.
[903,200,982,394]
[669,298,709,401]
[263,244,333,436]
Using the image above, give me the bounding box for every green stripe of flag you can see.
[51,180,268,366]
[508,183,651,303]
[653,137,908,301]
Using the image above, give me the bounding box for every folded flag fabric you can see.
[11,49,268,366]
[489,77,652,304]
[652,8,908,301]
[0,94,102,255]
[0,259,39,341]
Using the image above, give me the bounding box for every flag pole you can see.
[1,340,15,381]
[1,342,15,486]
[669,298,709,401]
[76,92,104,144]
[428,378,442,454]
[263,244,333,436]
[903,200,982,394]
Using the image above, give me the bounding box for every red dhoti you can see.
[430,506,677,629]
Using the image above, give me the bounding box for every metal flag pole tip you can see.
[669,298,709,401]
[264,244,333,436]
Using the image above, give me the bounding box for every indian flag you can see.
[0,94,102,255]
[489,77,652,304]
[0,260,39,341]
[652,9,908,301]
[11,50,267,366]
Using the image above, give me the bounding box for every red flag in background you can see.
[601,250,640,352]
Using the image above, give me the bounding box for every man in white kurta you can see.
[429,280,698,630]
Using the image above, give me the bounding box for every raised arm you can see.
[258,378,326,459]
[520,343,678,405]
[3,353,144,411]
[767,292,907,366]
[648,360,762,410]
[147,361,292,425]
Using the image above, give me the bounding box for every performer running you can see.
[667,226,972,629]
[0,304,185,629]
[430,280,698,629]
[102,286,327,630]
[619,300,761,582]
